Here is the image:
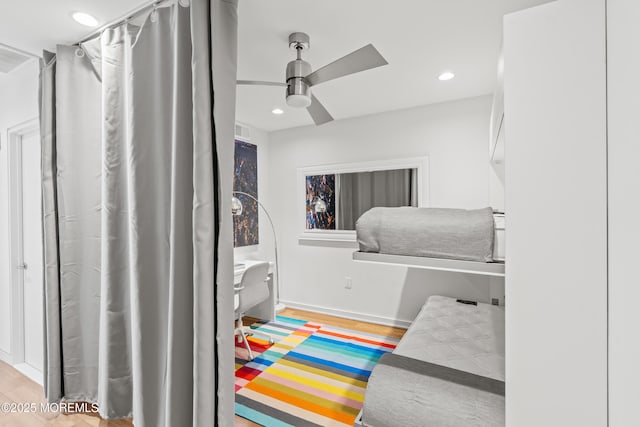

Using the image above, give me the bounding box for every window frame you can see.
[297,156,430,245]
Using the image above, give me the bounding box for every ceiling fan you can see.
[238,32,388,126]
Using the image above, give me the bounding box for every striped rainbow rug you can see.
[234,315,398,426]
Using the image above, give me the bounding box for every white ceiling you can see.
[237,0,550,131]
[0,0,150,54]
[0,0,550,131]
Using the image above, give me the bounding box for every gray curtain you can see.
[336,168,418,230]
[38,1,237,425]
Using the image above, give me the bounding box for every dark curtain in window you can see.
[336,168,417,230]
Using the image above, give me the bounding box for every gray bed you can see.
[358,296,505,427]
[356,207,496,262]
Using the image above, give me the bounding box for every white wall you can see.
[267,96,499,326]
[0,59,40,360]
[504,0,607,425]
[607,0,640,425]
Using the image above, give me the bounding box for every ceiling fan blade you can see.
[307,94,334,126]
[237,80,286,87]
[304,44,388,87]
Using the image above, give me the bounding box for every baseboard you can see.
[13,362,43,386]
[0,348,12,364]
[279,300,412,329]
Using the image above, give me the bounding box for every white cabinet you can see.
[504,0,607,426]
[607,1,640,425]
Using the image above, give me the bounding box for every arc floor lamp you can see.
[232,191,285,312]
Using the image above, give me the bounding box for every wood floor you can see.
[277,307,406,340]
[0,361,131,427]
[0,308,405,426]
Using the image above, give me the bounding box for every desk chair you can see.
[234,261,275,360]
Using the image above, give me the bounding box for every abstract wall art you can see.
[305,174,336,230]
[233,139,259,246]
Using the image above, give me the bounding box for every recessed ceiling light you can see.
[72,12,99,28]
[272,108,284,115]
[438,72,455,81]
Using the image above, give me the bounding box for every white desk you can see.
[234,260,276,322]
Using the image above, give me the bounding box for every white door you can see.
[9,123,44,383]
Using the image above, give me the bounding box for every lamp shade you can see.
[313,197,327,213]
[231,196,243,216]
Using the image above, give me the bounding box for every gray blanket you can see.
[361,354,505,427]
[356,207,495,262]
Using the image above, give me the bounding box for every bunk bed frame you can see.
[352,251,505,277]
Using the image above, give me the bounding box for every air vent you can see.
[235,123,251,140]
[0,44,32,74]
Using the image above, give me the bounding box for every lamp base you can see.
[275,302,286,313]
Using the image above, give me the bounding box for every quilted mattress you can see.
[360,296,505,426]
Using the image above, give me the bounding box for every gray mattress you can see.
[361,296,505,427]
[356,207,495,262]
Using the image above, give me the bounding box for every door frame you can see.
[7,117,40,372]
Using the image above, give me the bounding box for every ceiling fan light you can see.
[286,94,311,108]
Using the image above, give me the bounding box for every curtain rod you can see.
[75,0,178,45]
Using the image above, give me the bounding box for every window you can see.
[298,157,428,243]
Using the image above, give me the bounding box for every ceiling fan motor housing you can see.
[239,31,386,125]
[286,59,312,108]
